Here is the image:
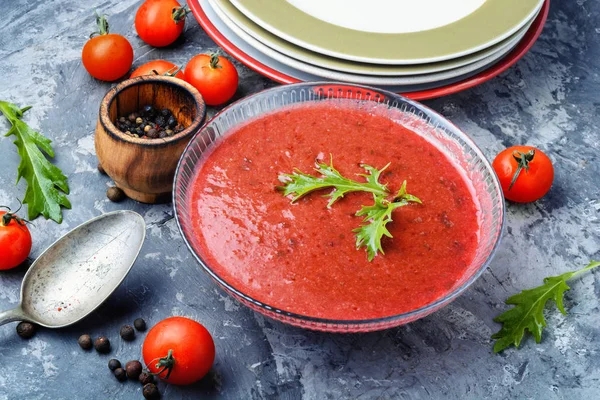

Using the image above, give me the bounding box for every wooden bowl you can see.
[95,76,206,203]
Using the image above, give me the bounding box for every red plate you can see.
[189,0,549,101]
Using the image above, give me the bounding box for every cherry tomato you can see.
[130,60,184,79]
[0,210,32,270]
[142,317,215,385]
[492,145,554,203]
[82,13,133,81]
[184,54,239,106]
[135,0,188,47]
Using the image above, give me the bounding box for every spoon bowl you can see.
[0,211,146,328]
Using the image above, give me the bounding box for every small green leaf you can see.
[492,261,600,353]
[278,158,389,207]
[353,183,421,261]
[279,159,421,261]
[0,100,70,223]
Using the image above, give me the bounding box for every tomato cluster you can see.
[82,1,239,106]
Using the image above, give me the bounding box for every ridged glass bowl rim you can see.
[173,82,505,328]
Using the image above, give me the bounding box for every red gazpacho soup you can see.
[188,102,480,320]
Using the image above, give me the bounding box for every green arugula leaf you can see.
[0,100,71,223]
[279,158,421,261]
[353,182,422,261]
[278,159,389,207]
[492,260,600,353]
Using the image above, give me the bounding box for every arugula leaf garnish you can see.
[279,158,421,261]
[492,260,600,353]
[278,159,389,207]
[354,182,422,261]
[0,101,71,223]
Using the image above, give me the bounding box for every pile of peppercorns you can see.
[16,319,159,399]
[115,105,184,139]
[76,318,160,400]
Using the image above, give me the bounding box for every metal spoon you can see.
[0,210,146,328]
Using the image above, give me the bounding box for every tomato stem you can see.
[152,349,176,380]
[508,150,535,191]
[172,5,191,24]
[0,201,28,227]
[150,66,181,77]
[90,11,110,38]
[164,66,182,77]
[209,53,222,69]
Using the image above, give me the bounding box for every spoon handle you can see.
[0,307,27,326]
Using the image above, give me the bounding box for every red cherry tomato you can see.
[492,145,554,203]
[135,0,187,47]
[142,317,215,385]
[82,13,133,82]
[184,54,239,106]
[0,210,32,270]
[130,60,184,79]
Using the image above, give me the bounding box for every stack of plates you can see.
[189,0,549,100]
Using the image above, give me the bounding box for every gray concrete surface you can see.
[0,0,599,399]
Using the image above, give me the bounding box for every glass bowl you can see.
[173,82,505,332]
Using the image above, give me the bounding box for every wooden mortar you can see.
[95,76,206,203]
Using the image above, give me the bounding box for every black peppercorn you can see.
[16,322,37,339]
[94,336,111,354]
[107,186,125,202]
[128,113,137,122]
[143,383,160,399]
[125,360,143,380]
[154,116,165,127]
[108,359,121,371]
[114,368,127,382]
[138,372,154,385]
[166,116,177,128]
[146,128,159,139]
[78,334,93,350]
[143,105,155,116]
[160,109,171,118]
[133,318,147,331]
[158,131,167,138]
[120,325,135,341]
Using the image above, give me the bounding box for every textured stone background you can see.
[0,1,599,399]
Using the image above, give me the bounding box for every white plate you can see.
[201,0,514,92]
[210,0,529,86]
[230,0,544,64]
[213,0,534,77]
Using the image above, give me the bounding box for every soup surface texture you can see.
[189,102,480,320]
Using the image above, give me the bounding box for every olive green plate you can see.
[216,0,537,76]
[230,0,544,65]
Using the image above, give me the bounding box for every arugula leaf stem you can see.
[569,260,600,279]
